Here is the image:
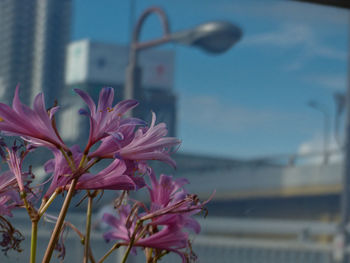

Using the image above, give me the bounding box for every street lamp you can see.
[334,92,346,147]
[307,100,330,164]
[125,6,242,114]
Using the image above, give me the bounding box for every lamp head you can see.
[171,21,243,54]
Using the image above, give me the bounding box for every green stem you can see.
[20,191,31,213]
[152,250,168,263]
[79,154,87,168]
[121,221,142,263]
[84,194,93,263]
[38,198,47,212]
[41,156,99,263]
[41,178,78,263]
[38,191,59,217]
[88,247,96,263]
[59,148,76,171]
[97,243,121,263]
[41,148,97,263]
[63,221,96,263]
[121,245,134,263]
[121,243,133,263]
[146,248,153,263]
[30,221,38,263]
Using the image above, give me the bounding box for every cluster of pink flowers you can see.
[0,142,34,252]
[103,173,209,262]
[0,86,210,263]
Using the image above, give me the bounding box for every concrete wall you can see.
[179,162,343,200]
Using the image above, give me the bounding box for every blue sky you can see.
[72,0,349,159]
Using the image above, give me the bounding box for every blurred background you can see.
[1,0,350,262]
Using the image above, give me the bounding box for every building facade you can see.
[62,40,177,146]
[0,0,71,106]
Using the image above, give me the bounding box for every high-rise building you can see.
[62,39,177,146]
[0,0,71,106]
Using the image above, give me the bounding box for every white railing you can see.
[3,212,346,263]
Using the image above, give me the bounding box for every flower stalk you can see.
[30,220,38,263]
[21,191,40,263]
[121,220,142,263]
[97,243,122,263]
[59,147,76,171]
[41,177,78,263]
[38,190,59,217]
[64,221,96,263]
[83,192,94,263]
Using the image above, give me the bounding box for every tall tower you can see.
[0,0,36,105]
[31,0,71,106]
[0,0,71,106]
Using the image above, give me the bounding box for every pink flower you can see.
[148,173,189,210]
[0,86,67,150]
[143,173,202,234]
[135,223,189,261]
[102,205,190,263]
[5,147,25,192]
[102,205,134,242]
[102,174,210,262]
[43,145,83,198]
[44,146,145,198]
[75,159,144,190]
[0,171,17,195]
[0,169,24,217]
[0,169,25,254]
[0,143,35,216]
[75,87,142,150]
[91,112,181,168]
[76,87,179,167]
[0,191,21,217]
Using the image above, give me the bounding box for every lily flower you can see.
[0,86,67,150]
[5,147,25,192]
[148,173,189,210]
[44,146,145,198]
[102,205,189,263]
[75,87,141,150]
[0,143,35,216]
[43,145,83,198]
[75,159,145,191]
[102,173,210,262]
[0,169,26,217]
[103,206,190,249]
[0,191,21,217]
[141,173,202,234]
[0,171,17,195]
[91,112,181,168]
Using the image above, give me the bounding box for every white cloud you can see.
[297,134,342,164]
[243,23,346,61]
[243,24,313,47]
[313,45,347,61]
[240,22,347,74]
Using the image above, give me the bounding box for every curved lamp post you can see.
[334,92,346,147]
[307,100,330,164]
[125,7,243,112]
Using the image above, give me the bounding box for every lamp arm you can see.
[132,7,171,46]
